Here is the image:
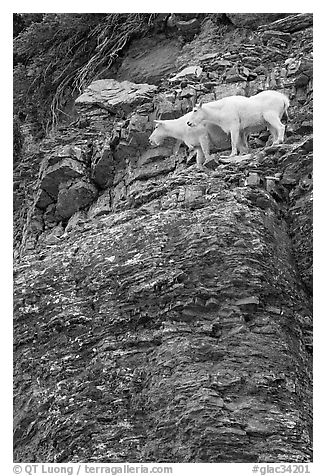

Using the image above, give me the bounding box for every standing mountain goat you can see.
[149,112,247,166]
[149,113,211,167]
[187,90,290,156]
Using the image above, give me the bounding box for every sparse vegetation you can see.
[13,13,158,134]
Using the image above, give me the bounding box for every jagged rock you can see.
[127,157,176,184]
[226,13,289,29]
[294,120,313,135]
[139,147,172,166]
[223,65,253,85]
[219,155,251,165]
[88,189,112,218]
[41,233,61,245]
[179,86,196,99]
[225,72,247,83]
[55,180,98,220]
[197,92,215,103]
[65,210,88,232]
[214,83,246,99]
[297,137,313,153]
[203,156,219,170]
[154,95,181,120]
[113,140,138,164]
[258,13,313,33]
[19,205,44,253]
[48,145,84,167]
[261,30,292,45]
[169,66,203,83]
[128,114,152,147]
[265,176,281,195]
[281,150,313,294]
[295,59,313,86]
[241,56,262,68]
[40,158,87,199]
[92,146,115,189]
[75,79,157,115]
[14,172,312,462]
[35,188,54,209]
[295,74,310,87]
[198,52,220,63]
[177,14,202,21]
[183,184,205,203]
[43,203,58,228]
[112,114,153,165]
[41,224,65,245]
[253,65,268,75]
[245,173,261,186]
[285,57,302,76]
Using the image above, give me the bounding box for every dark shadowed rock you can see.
[35,188,54,209]
[55,180,98,220]
[40,159,87,199]
[92,146,115,189]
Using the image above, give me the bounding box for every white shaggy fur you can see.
[187,90,290,156]
[149,112,248,166]
[149,113,211,166]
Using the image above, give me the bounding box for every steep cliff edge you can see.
[13,14,313,463]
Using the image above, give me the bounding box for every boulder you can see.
[40,159,86,199]
[92,146,115,189]
[55,180,98,220]
[75,79,157,115]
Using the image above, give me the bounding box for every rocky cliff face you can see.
[13,14,313,463]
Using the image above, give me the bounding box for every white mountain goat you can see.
[149,112,248,166]
[186,90,290,156]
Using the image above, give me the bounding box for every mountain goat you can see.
[149,112,247,166]
[187,90,290,156]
